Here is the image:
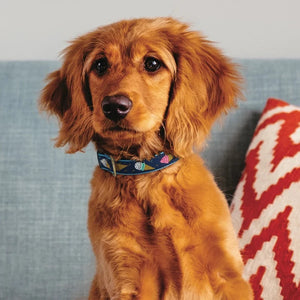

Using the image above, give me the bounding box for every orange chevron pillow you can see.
[230,98,300,299]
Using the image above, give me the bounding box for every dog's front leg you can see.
[88,235,142,300]
[106,248,141,300]
[94,233,159,300]
[88,177,160,300]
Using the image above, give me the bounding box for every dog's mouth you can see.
[105,125,137,133]
[102,125,141,139]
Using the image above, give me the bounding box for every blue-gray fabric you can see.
[0,60,300,299]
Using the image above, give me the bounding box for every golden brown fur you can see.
[39,17,253,299]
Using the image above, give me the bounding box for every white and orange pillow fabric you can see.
[231,98,300,299]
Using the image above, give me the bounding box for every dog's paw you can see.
[220,277,253,300]
[100,293,110,300]
[111,293,137,300]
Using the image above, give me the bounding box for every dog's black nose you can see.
[101,95,132,122]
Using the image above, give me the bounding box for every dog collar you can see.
[97,152,179,176]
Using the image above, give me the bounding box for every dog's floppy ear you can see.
[165,25,242,157]
[40,70,70,118]
[39,35,95,153]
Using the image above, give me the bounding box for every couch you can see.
[1,60,300,299]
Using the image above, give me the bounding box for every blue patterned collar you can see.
[97,151,179,176]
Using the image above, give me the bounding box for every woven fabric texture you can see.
[231,98,300,299]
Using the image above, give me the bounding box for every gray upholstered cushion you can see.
[0,62,94,300]
[0,60,300,299]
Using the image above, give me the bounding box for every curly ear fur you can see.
[165,22,242,157]
[39,34,96,153]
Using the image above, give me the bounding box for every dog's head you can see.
[40,18,241,158]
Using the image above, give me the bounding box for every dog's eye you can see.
[144,57,161,73]
[94,57,109,76]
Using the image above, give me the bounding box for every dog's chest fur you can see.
[87,158,220,297]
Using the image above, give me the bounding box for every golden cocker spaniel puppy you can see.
[40,17,253,300]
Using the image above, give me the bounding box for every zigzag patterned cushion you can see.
[231,98,300,299]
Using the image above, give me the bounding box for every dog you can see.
[40,17,253,300]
